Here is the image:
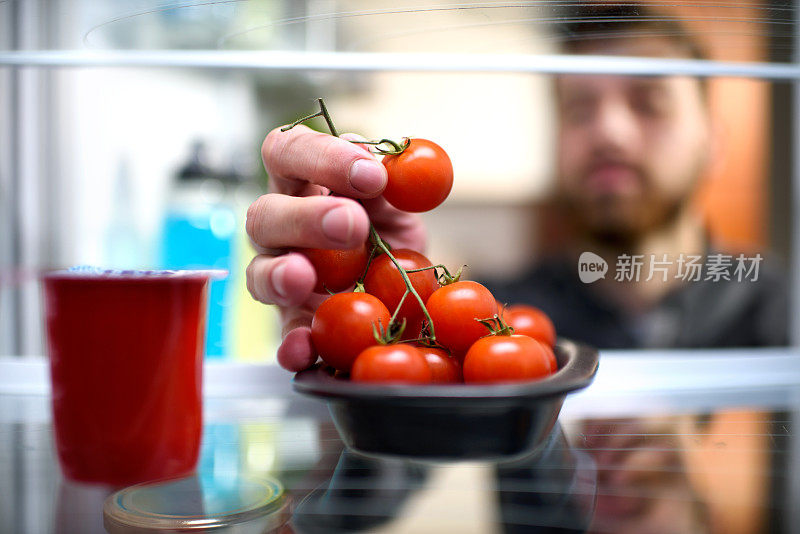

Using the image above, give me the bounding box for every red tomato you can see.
[417,345,461,384]
[425,281,497,359]
[310,292,391,371]
[503,305,556,347]
[301,243,369,293]
[363,249,439,336]
[350,344,432,384]
[463,334,553,384]
[539,341,558,373]
[381,138,453,213]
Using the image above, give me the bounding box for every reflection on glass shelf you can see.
[0,384,798,534]
[1,1,793,63]
[292,425,597,534]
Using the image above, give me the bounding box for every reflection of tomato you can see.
[364,249,439,337]
[381,139,453,213]
[426,281,497,359]
[503,305,556,347]
[417,346,461,384]
[301,243,369,293]
[351,345,432,384]
[463,335,553,384]
[310,293,390,371]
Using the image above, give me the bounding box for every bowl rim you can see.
[293,338,599,404]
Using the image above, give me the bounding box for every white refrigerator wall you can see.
[54,68,259,268]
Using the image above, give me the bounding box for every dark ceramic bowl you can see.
[293,338,599,461]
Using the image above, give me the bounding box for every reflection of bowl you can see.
[293,339,599,461]
[292,425,597,534]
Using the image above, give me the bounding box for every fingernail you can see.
[271,261,288,301]
[349,159,386,194]
[321,205,354,245]
[344,133,367,143]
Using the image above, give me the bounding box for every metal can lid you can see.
[103,475,287,533]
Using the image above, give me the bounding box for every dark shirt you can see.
[486,255,788,349]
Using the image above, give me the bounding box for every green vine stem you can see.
[371,318,406,345]
[356,243,380,287]
[411,323,450,351]
[404,263,463,285]
[369,225,437,341]
[281,99,407,156]
[281,98,339,137]
[284,98,435,341]
[391,290,411,324]
[405,265,440,274]
[355,138,409,155]
[476,314,515,336]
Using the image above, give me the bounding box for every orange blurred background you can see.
[679,1,770,253]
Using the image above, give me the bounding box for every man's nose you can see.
[590,98,641,153]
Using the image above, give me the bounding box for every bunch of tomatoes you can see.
[287,100,558,385]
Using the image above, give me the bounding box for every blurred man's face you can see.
[556,39,711,245]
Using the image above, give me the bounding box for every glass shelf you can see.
[0,1,795,68]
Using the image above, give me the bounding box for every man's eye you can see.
[632,88,670,116]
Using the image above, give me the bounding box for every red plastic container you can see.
[43,269,215,487]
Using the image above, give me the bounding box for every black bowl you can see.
[293,338,599,461]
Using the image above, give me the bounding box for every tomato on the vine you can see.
[310,292,391,371]
[417,345,461,384]
[463,334,553,384]
[425,281,497,359]
[503,305,556,347]
[301,243,369,293]
[381,138,453,213]
[364,249,439,337]
[350,344,432,384]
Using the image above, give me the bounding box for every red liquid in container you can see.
[43,271,212,487]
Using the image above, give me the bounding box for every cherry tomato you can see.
[540,341,558,373]
[503,305,556,347]
[425,281,498,359]
[417,345,461,384]
[301,242,369,293]
[463,334,553,384]
[363,249,439,337]
[311,292,391,371]
[381,138,453,213]
[350,344,432,384]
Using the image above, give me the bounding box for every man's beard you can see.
[556,191,688,251]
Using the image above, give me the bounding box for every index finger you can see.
[262,125,387,198]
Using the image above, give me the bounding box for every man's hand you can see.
[246,124,427,372]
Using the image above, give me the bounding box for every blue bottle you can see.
[161,142,235,359]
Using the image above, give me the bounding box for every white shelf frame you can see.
[0,50,798,79]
